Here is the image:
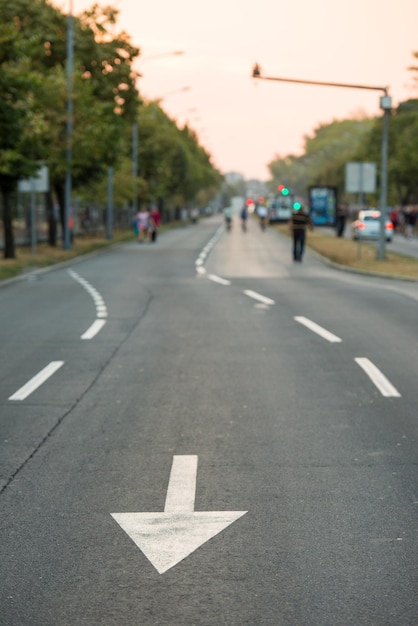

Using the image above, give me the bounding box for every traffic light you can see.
[277,184,289,196]
[293,202,301,211]
[258,196,265,204]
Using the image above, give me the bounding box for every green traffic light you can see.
[282,187,289,196]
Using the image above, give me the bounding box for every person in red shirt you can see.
[149,206,161,242]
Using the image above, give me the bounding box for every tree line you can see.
[0,0,222,258]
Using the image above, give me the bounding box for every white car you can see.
[351,209,394,242]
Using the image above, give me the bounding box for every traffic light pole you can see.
[251,64,391,260]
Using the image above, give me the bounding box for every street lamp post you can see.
[252,64,391,260]
[64,0,74,249]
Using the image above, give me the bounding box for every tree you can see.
[0,15,49,258]
[0,0,140,249]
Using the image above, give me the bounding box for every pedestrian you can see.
[240,203,248,231]
[135,207,150,243]
[335,202,348,237]
[289,204,313,262]
[149,206,161,242]
[190,207,199,224]
[389,207,399,232]
[224,206,233,230]
[405,207,417,237]
[257,204,268,230]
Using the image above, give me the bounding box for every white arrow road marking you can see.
[294,316,342,343]
[243,290,275,306]
[355,358,401,397]
[208,274,231,286]
[9,361,64,401]
[111,455,247,574]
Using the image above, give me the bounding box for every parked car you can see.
[351,209,394,242]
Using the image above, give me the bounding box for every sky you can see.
[61,0,418,181]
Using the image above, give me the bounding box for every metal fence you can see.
[0,192,134,250]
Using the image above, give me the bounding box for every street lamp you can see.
[251,64,391,260]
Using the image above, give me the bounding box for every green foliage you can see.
[0,0,223,258]
[268,116,374,200]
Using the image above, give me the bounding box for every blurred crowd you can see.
[388,206,418,237]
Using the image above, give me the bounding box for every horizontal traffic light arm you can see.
[252,64,388,96]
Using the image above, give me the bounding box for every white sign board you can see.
[345,162,376,193]
[18,165,49,193]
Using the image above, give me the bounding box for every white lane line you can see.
[164,455,198,513]
[355,358,401,397]
[68,270,108,335]
[208,274,231,286]
[9,361,64,401]
[244,290,275,306]
[294,316,342,343]
[81,319,107,340]
[194,226,224,273]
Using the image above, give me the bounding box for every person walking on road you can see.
[257,204,268,230]
[224,206,233,230]
[289,204,313,262]
[240,203,248,231]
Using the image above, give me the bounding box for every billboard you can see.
[308,186,337,226]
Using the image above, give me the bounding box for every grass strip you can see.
[274,224,418,280]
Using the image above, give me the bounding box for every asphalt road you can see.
[0,216,417,626]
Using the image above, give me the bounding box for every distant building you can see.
[225,172,245,185]
[246,179,268,200]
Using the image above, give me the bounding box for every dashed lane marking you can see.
[81,319,107,340]
[208,274,231,286]
[355,357,401,397]
[9,361,64,401]
[294,316,342,343]
[68,270,107,338]
[244,290,275,306]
